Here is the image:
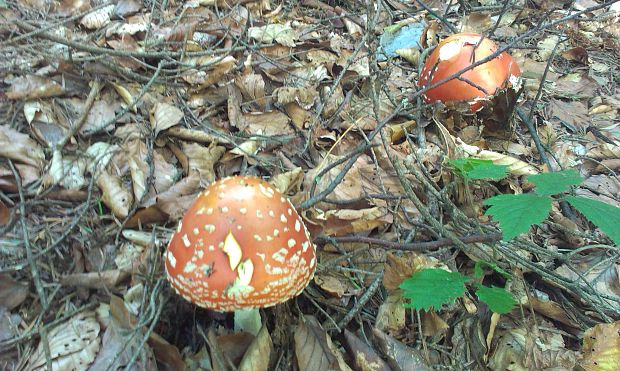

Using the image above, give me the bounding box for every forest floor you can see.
[1,0,620,370]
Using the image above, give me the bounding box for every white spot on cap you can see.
[177,221,183,232]
[182,234,191,248]
[272,248,288,264]
[196,207,206,215]
[197,250,204,258]
[220,206,229,213]
[256,252,266,262]
[254,234,262,242]
[268,210,275,218]
[280,214,287,223]
[287,208,292,216]
[288,238,296,248]
[295,220,301,232]
[206,208,214,215]
[184,262,197,273]
[193,228,199,235]
[167,251,177,268]
[240,207,247,215]
[204,224,216,233]
[237,259,254,286]
[256,209,263,219]
[302,241,310,252]
[222,232,242,270]
[438,40,461,61]
[273,229,280,237]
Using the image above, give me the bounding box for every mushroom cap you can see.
[418,33,521,111]
[164,176,317,312]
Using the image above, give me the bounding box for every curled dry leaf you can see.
[183,142,225,185]
[235,73,268,109]
[60,270,129,289]
[372,328,431,371]
[27,311,100,371]
[81,100,117,135]
[6,75,63,100]
[375,293,406,334]
[0,163,40,192]
[240,111,294,137]
[456,137,539,176]
[0,125,45,169]
[248,23,297,47]
[0,200,9,227]
[295,315,352,371]
[314,207,393,236]
[343,329,391,371]
[581,321,620,371]
[0,274,29,310]
[269,167,304,195]
[80,5,115,29]
[96,169,133,218]
[182,56,236,87]
[238,325,273,371]
[150,102,184,137]
[85,142,119,175]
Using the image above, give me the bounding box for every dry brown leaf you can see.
[552,73,599,99]
[140,169,202,221]
[60,270,129,289]
[548,99,589,131]
[27,311,100,371]
[122,229,161,248]
[555,252,620,304]
[457,137,539,176]
[383,252,439,291]
[248,23,297,47]
[340,93,395,131]
[581,321,620,371]
[0,274,29,310]
[0,125,45,169]
[314,273,358,298]
[81,100,118,135]
[150,102,184,137]
[343,329,390,371]
[316,207,393,236]
[0,199,9,226]
[269,167,304,195]
[587,143,620,159]
[488,325,579,370]
[114,0,142,17]
[238,325,273,371]
[235,73,268,109]
[148,332,186,370]
[80,5,115,29]
[96,169,133,218]
[181,56,236,87]
[372,328,431,371]
[183,142,225,185]
[0,163,40,192]
[375,293,406,334]
[295,315,352,371]
[89,309,157,370]
[239,111,295,136]
[6,75,63,100]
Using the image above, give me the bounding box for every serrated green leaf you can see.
[476,285,517,314]
[528,169,583,196]
[399,268,469,311]
[449,158,509,181]
[565,196,620,245]
[484,193,552,240]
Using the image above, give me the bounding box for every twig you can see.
[8,160,52,371]
[56,80,101,149]
[336,271,384,329]
[316,233,503,251]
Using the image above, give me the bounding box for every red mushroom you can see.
[418,33,521,111]
[164,175,316,333]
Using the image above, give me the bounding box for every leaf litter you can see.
[1,0,620,369]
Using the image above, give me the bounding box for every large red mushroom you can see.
[164,175,316,334]
[418,33,521,111]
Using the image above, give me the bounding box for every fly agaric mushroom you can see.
[164,175,316,334]
[418,33,521,111]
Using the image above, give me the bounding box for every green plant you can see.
[399,266,516,314]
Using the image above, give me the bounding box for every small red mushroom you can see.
[164,175,316,332]
[418,33,521,111]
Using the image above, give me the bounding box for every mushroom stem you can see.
[233,308,262,336]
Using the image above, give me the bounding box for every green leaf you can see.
[565,196,620,245]
[528,169,583,196]
[484,193,552,240]
[399,268,470,311]
[476,286,517,314]
[449,158,509,181]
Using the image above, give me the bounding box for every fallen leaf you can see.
[295,315,352,371]
[6,75,63,100]
[27,311,101,371]
[249,23,297,47]
[150,102,184,137]
[581,321,620,371]
[0,274,29,310]
[0,125,45,168]
[80,4,115,29]
[183,142,225,185]
[60,270,129,289]
[96,170,134,218]
[0,200,9,227]
[238,325,273,371]
[375,293,406,334]
[343,329,390,371]
[371,328,431,371]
